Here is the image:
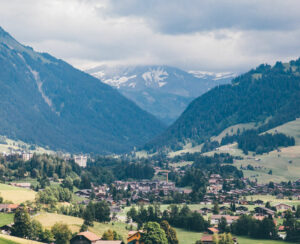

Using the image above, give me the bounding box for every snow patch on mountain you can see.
[189,70,236,80]
[142,67,168,88]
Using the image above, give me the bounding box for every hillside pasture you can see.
[0,184,36,204]
[0,234,43,244]
[33,212,129,241]
[0,213,14,227]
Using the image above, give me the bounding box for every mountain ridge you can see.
[0,27,165,154]
[145,59,300,152]
[87,65,234,124]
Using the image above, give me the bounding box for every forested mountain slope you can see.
[145,59,300,151]
[0,27,165,154]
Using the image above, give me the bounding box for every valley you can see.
[0,8,300,243]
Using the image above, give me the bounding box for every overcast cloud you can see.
[0,0,300,72]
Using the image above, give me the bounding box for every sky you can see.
[0,0,300,73]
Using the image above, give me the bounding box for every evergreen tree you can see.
[160,220,179,244]
[213,202,220,214]
[51,223,72,244]
[11,207,31,238]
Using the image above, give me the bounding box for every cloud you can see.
[0,0,299,72]
[104,0,300,34]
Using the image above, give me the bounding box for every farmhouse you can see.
[254,207,275,216]
[0,204,19,213]
[201,235,214,244]
[10,182,31,189]
[210,215,239,225]
[70,231,100,244]
[127,230,143,244]
[70,231,124,244]
[274,203,292,211]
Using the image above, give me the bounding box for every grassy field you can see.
[33,212,129,241]
[0,237,18,244]
[267,118,300,145]
[211,122,256,143]
[237,236,295,244]
[174,228,202,244]
[0,213,14,227]
[0,184,36,204]
[0,234,43,244]
[244,195,300,207]
[167,118,300,183]
[0,136,54,155]
[173,229,294,244]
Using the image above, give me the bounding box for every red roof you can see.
[7,204,19,209]
[77,231,100,241]
[201,235,214,241]
[278,225,285,231]
[208,227,219,233]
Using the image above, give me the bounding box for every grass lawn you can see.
[244,195,300,207]
[33,212,129,241]
[236,236,295,244]
[0,237,18,244]
[0,184,36,204]
[174,228,202,244]
[0,234,43,244]
[0,213,14,227]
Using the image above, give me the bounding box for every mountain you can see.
[0,27,165,154]
[145,59,300,151]
[87,65,234,124]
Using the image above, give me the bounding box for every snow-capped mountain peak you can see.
[142,67,168,88]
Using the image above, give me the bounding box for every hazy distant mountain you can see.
[87,65,235,124]
[145,59,300,151]
[0,27,165,154]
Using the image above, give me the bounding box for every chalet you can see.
[75,189,92,198]
[236,206,248,212]
[0,204,19,213]
[70,231,101,244]
[274,203,292,211]
[210,215,239,225]
[10,182,31,189]
[127,230,143,244]
[255,207,275,216]
[207,227,219,234]
[253,199,264,205]
[201,235,214,244]
[70,231,124,244]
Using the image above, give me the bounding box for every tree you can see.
[102,229,122,240]
[141,222,168,244]
[160,220,179,244]
[213,202,220,214]
[80,173,91,189]
[218,217,227,233]
[217,233,234,244]
[83,204,94,226]
[80,224,88,232]
[284,210,300,242]
[29,219,44,241]
[51,222,72,244]
[40,229,54,243]
[94,201,110,222]
[11,207,31,238]
[295,205,300,218]
[62,176,73,191]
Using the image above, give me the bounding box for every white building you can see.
[74,155,88,167]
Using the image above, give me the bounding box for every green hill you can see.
[145,59,300,152]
